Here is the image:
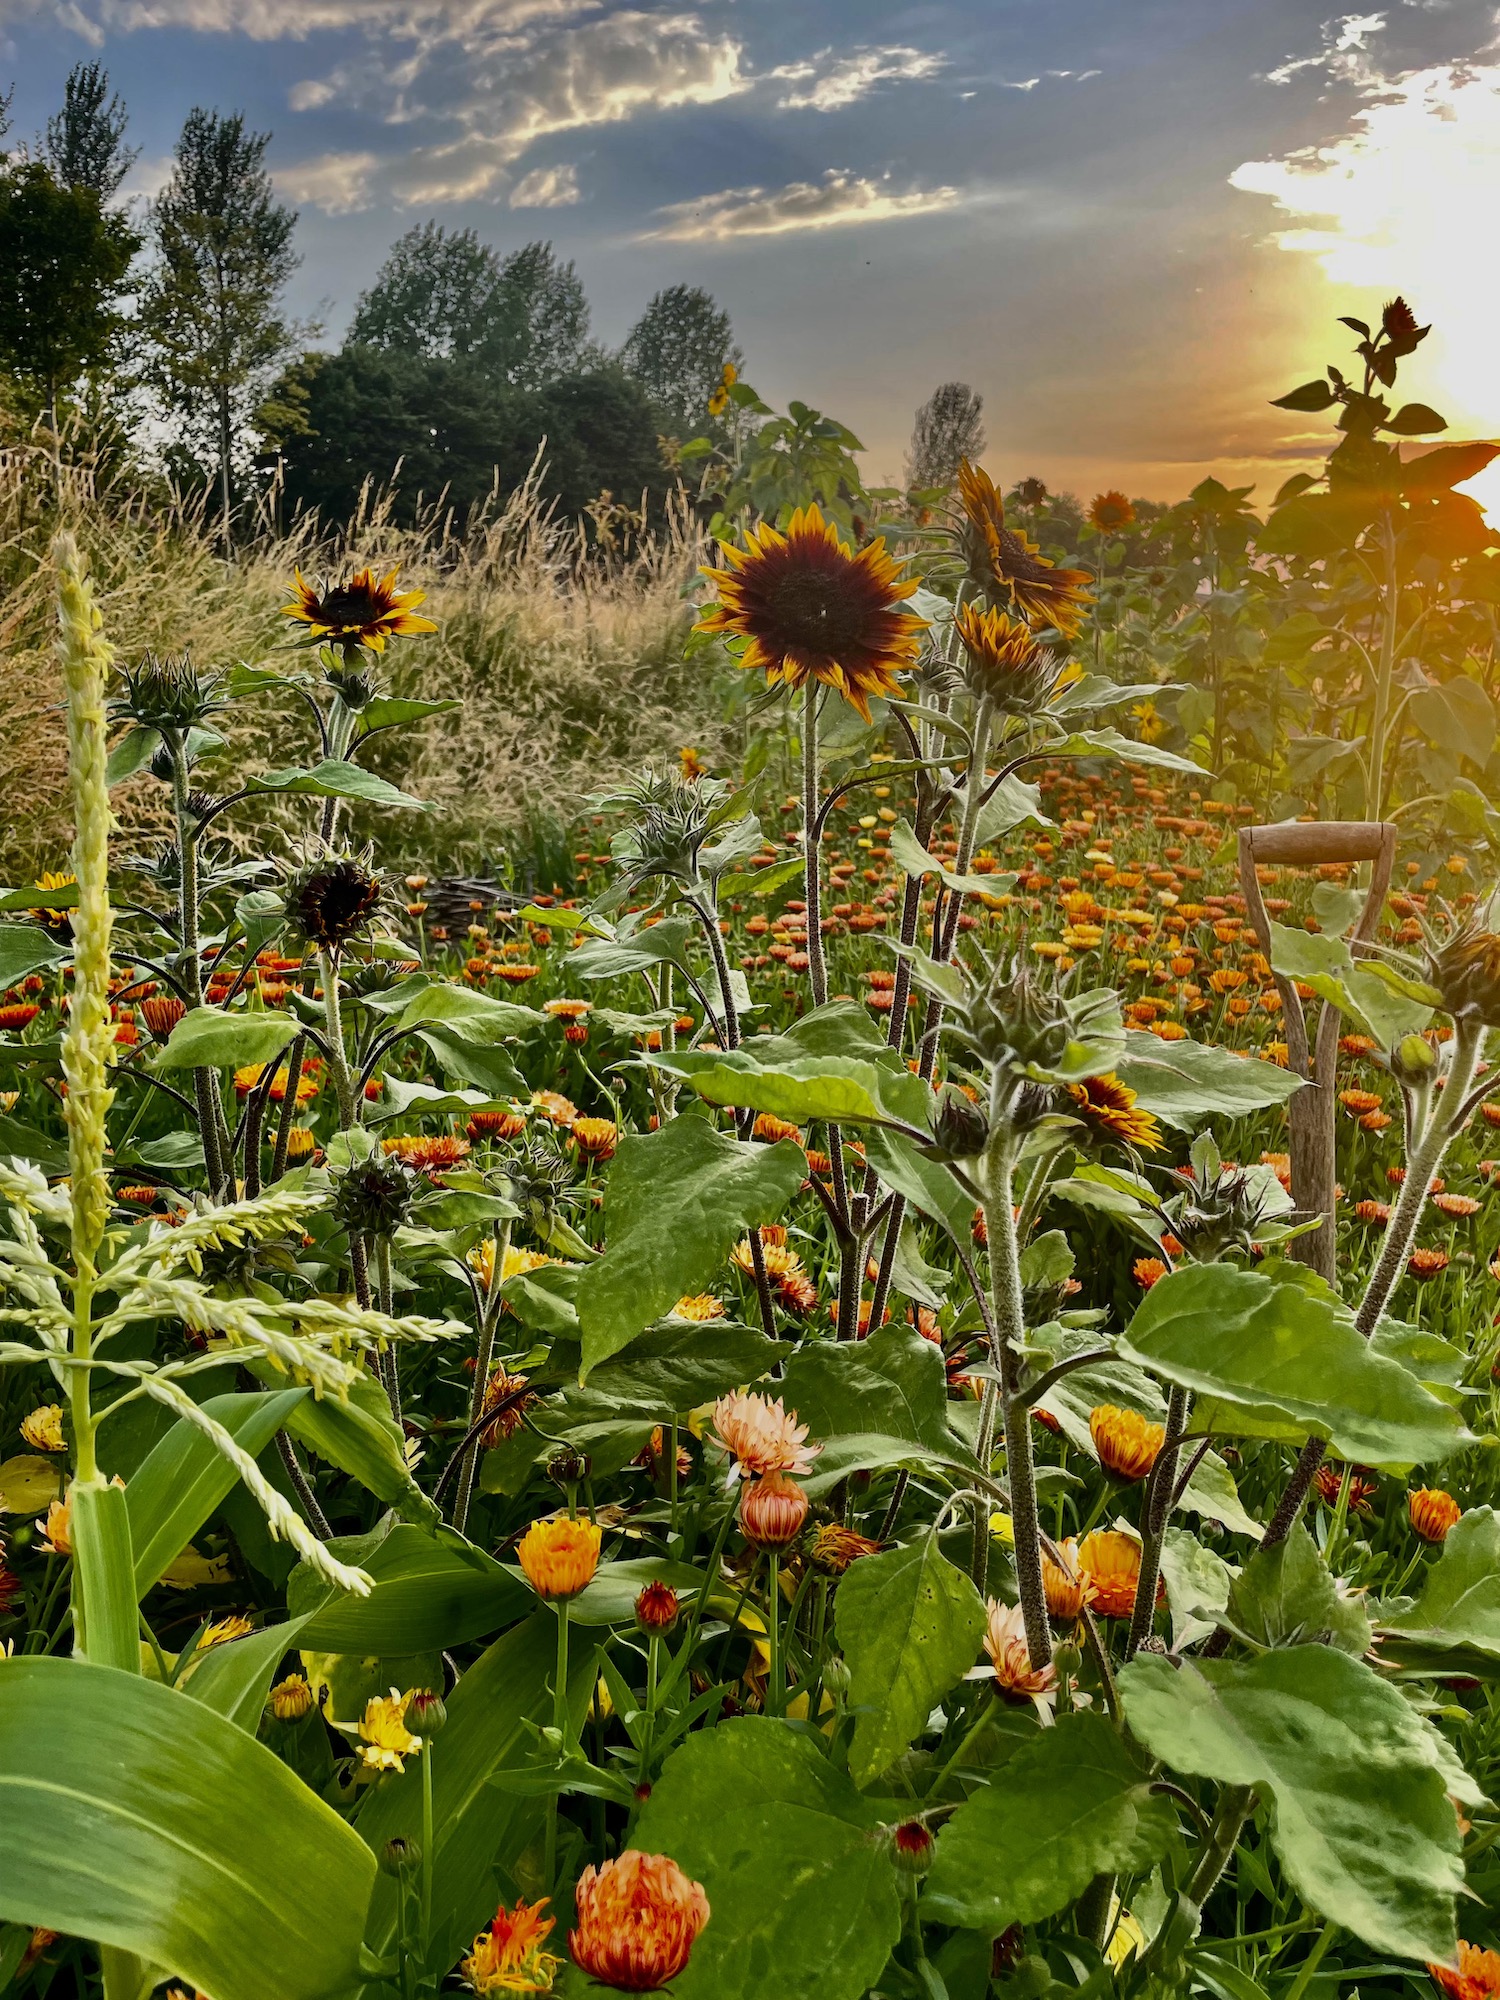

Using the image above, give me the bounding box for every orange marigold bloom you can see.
[464,1896,561,1996]
[955,460,1092,636]
[572,1116,618,1162]
[696,503,927,724]
[516,1516,602,1600]
[1433,1192,1481,1219]
[1355,1199,1391,1226]
[1077,1530,1153,1620]
[1090,1404,1165,1482]
[982,1598,1057,1709]
[1068,1073,1162,1152]
[752,1111,804,1144]
[1339,1088,1383,1115]
[1429,1941,1500,2000]
[569,1850,710,1993]
[1409,1488,1462,1544]
[671,1292,725,1321]
[809,1522,882,1575]
[382,1132,470,1181]
[0,1002,39,1031]
[467,1108,527,1142]
[543,998,592,1021]
[712,1391,819,1481]
[1133,1257,1168,1289]
[1042,1537,1096,1622]
[281,565,436,652]
[1313,1464,1378,1514]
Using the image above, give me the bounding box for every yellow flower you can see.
[955,460,1092,636]
[269,1673,315,1722]
[1090,1405,1166,1483]
[696,504,927,724]
[19,1405,65,1453]
[1130,699,1166,744]
[41,1494,72,1556]
[356,1688,424,1773]
[281,566,437,652]
[1067,1073,1162,1153]
[464,1897,561,1995]
[200,1614,253,1649]
[988,1511,1015,1546]
[516,1516,602,1600]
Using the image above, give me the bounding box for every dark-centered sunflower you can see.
[696,504,927,722]
[956,460,1093,637]
[953,601,1068,716]
[1067,1072,1162,1152]
[281,566,437,653]
[1087,490,1135,532]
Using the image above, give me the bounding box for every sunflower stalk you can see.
[453,1216,512,1537]
[1125,1384,1189,1660]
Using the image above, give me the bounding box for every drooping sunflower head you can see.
[1427,907,1500,1027]
[281,566,437,654]
[954,460,1093,637]
[1087,490,1135,532]
[283,849,384,952]
[696,504,927,723]
[953,601,1068,716]
[1066,1072,1162,1153]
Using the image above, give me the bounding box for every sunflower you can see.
[281,566,436,653]
[1087,490,1135,532]
[28,871,77,939]
[696,504,927,723]
[955,460,1093,636]
[1067,1073,1162,1152]
[953,601,1067,715]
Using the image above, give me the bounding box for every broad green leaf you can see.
[357,1612,594,1976]
[634,1717,902,2000]
[719,854,807,898]
[889,819,1005,897]
[924,1712,1177,1931]
[1159,1527,1235,1649]
[105,726,161,787]
[575,1119,806,1376]
[1114,1030,1301,1128]
[1119,1260,1469,1467]
[973,774,1051,847]
[249,758,432,811]
[414,1027,527,1099]
[1050,727,1205,775]
[263,1367,439,1529]
[1268,924,1434,1045]
[1026,1323,1164,1453]
[156,1006,300,1071]
[1119,1648,1465,1963]
[0,1656,375,2000]
[1177,1451,1263,1542]
[0,924,67,986]
[572,915,697,981]
[0,884,79,913]
[127,1387,307,1597]
[393,982,538,1042]
[1225,1525,1370,1655]
[366,1076,519,1124]
[1382,1507,1500,1665]
[781,1321,953,1453]
[864,1128,974,1243]
[356,695,460,733]
[0,1454,66,1514]
[288,1520,528,1653]
[650,1047,928,1131]
[563,1557,708,1627]
[834,1531,986,1783]
[184,1617,312,1732]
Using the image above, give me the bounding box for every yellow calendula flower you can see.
[516,1516,602,1600]
[200,1615,254,1649]
[355,1688,424,1773]
[268,1674,315,1722]
[20,1405,65,1453]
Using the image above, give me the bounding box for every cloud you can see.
[275,149,383,213]
[642,168,961,241]
[50,0,588,39]
[767,45,945,113]
[509,161,580,205]
[1263,11,1388,86]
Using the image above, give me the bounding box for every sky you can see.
[3,0,1500,507]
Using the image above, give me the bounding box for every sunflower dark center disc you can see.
[758,559,881,658]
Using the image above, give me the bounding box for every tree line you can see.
[0,64,744,544]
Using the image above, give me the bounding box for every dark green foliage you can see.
[0,161,136,411]
[619,283,741,436]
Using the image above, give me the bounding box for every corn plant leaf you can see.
[357,1611,595,1978]
[249,758,432,810]
[834,1530,987,1783]
[288,1519,528,1653]
[1119,1647,1466,1963]
[1118,1260,1469,1467]
[0,1656,376,2000]
[634,1716,903,2000]
[923,1711,1178,1931]
[126,1387,308,1597]
[780,1320,954,1454]
[183,1616,314,1732]
[575,1119,806,1377]
[1113,1030,1302,1127]
[1380,1507,1500,1666]
[0,923,68,986]
[156,1006,301,1071]
[1225,1524,1370,1655]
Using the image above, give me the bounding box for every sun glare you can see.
[1232,58,1500,515]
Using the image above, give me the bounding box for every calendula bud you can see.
[1051,1640,1082,1682]
[379,1836,421,1877]
[890,1821,935,1876]
[406,1688,447,1735]
[548,1446,590,1488]
[635,1581,681,1634]
[822,1655,852,1701]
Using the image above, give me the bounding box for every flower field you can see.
[4,300,1500,2000]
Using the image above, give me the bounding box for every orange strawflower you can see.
[1428,1941,1500,2000]
[569,1851,710,1993]
[464,1898,561,1996]
[1042,1537,1096,1622]
[738,1470,809,1549]
[516,1516,602,1600]
[712,1390,819,1481]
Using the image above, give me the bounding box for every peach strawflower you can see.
[463,1896,561,1996]
[516,1516,602,1600]
[1077,1530,1151,1620]
[1409,1488,1462,1544]
[41,1493,72,1557]
[1042,1537,1096,1622]
[712,1390,820,1482]
[1090,1404,1165,1482]
[738,1470,809,1549]
[569,1851,710,1992]
[982,1599,1057,1713]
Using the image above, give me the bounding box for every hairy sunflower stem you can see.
[1125,1384,1188,1660]
[801,683,827,1008]
[453,1218,512,1538]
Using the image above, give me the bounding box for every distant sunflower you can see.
[697,504,927,723]
[1087,490,1135,532]
[281,566,436,652]
[1067,1072,1162,1152]
[956,460,1093,637]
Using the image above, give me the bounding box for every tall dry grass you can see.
[0,435,729,883]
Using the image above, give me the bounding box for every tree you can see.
[619,284,741,436]
[137,109,298,550]
[348,225,590,389]
[0,161,136,431]
[43,62,137,200]
[906,381,985,492]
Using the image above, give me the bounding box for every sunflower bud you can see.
[933,948,1074,1076]
[1390,1032,1438,1084]
[931,1085,990,1159]
[283,851,384,953]
[324,661,380,711]
[1428,917,1500,1028]
[111,651,226,733]
[953,601,1068,716]
[331,1151,418,1240]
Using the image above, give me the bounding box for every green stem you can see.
[419,1737,434,1969]
[767,1553,782,1717]
[801,684,827,1009]
[453,1218,511,1537]
[544,1599,571,1889]
[1283,1921,1338,2000]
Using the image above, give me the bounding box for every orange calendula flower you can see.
[1090,1404,1166,1483]
[1409,1488,1462,1544]
[41,1493,72,1557]
[809,1522,883,1575]
[955,460,1093,636]
[516,1516,602,1600]
[712,1390,820,1482]
[671,1293,725,1321]
[1429,1940,1500,2000]
[463,1897,561,1996]
[531,1089,577,1128]
[696,503,927,723]
[738,1470,809,1549]
[1077,1530,1154,1620]
[569,1850,710,1993]
[751,1111,803,1145]
[281,566,437,652]
[1067,1073,1162,1152]
[572,1116,618,1162]
[381,1133,471,1179]
[1042,1537,1096,1622]
[982,1598,1057,1712]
